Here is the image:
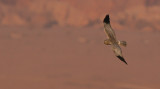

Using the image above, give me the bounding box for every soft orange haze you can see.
[0,0,160,31]
[0,0,160,89]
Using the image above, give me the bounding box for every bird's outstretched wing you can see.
[117,56,128,65]
[103,14,116,41]
[112,44,128,65]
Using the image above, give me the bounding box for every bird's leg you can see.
[104,39,111,45]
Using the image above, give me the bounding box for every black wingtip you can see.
[117,56,128,65]
[103,14,110,24]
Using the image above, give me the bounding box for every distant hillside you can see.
[0,0,160,31]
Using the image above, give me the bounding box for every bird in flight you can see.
[103,14,128,64]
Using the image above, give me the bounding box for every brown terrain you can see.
[0,0,160,89]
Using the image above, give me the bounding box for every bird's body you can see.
[103,14,128,64]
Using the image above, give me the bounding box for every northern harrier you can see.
[103,14,128,64]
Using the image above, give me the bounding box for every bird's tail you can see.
[118,41,127,47]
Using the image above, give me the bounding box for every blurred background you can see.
[0,0,160,89]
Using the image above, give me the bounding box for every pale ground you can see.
[0,26,160,89]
